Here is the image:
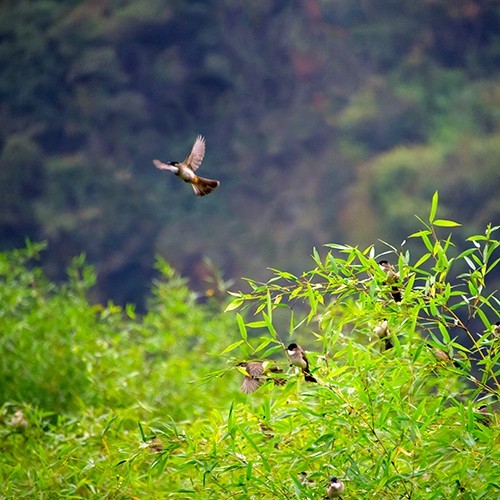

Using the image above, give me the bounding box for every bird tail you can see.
[391,286,402,302]
[191,176,220,196]
[303,370,317,383]
[241,377,261,394]
[383,338,394,351]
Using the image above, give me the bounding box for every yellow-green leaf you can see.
[429,191,438,223]
[433,219,461,227]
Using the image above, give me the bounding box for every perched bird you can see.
[378,260,402,302]
[298,471,315,486]
[287,343,317,383]
[10,409,28,429]
[326,477,344,498]
[153,135,220,196]
[426,343,462,368]
[237,361,285,394]
[373,319,393,351]
[493,321,500,337]
[475,405,492,426]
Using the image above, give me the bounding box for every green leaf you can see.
[413,253,431,269]
[259,345,284,359]
[429,191,438,223]
[246,460,253,480]
[486,257,500,275]
[421,232,434,253]
[253,336,273,353]
[437,323,451,343]
[220,340,244,355]
[263,311,278,338]
[138,421,147,442]
[409,229,432,239]
[225,297,243,312]
[266,290,273,321]
[239,427,270,471]
[101,415,118,435]
[245,320,267,329]
[237,313,247,340]
[433,219,461,227]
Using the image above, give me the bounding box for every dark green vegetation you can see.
[1,1,499,306]
[1,197,499,498]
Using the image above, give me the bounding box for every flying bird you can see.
[378,260,402,302]
[237,362,285,394]
[153,135,220,196]
[326,477,345,498]
[287,343,317,383]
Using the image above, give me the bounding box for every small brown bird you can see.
[374,319,393,351]
[153,135,220,196]
[493,321,500,337]
[237,362,285,394]
[287,343,317,383]
[378,260,402,302]
[10,409,28,429]
[426,343,462,368]
[326,477,344,498]
[299,471,315,486]
[475,405,492,426]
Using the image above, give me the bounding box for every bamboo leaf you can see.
[225,298,243,312]
[237,313,247,340]
[220,340,244,355]
[413,253,431,269]
[429,191,438,223]
[433,219,462,227]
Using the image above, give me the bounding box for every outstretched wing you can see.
[184,135,205,171]
[153,159,177,172]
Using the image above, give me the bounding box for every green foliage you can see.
[0,248,237,416]
[1,198,499,497]
[219,197,499,498]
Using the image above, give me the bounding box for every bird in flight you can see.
[237,361,285,394]
[153,135,220,196]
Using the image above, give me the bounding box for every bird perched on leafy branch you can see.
[378,260,402,302]
[287,343,317,382]
[326,477,344,498]
[426,343,463,368]
[373,319,393,351]
[493,321,500,337]
[237,361,285,394]
[153,135,220,196]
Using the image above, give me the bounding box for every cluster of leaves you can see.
[220,193,500,498]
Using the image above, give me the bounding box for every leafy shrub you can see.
[0,194,498,498]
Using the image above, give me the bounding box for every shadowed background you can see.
[1,0,499,309]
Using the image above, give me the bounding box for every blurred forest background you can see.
[1,0,499,309]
